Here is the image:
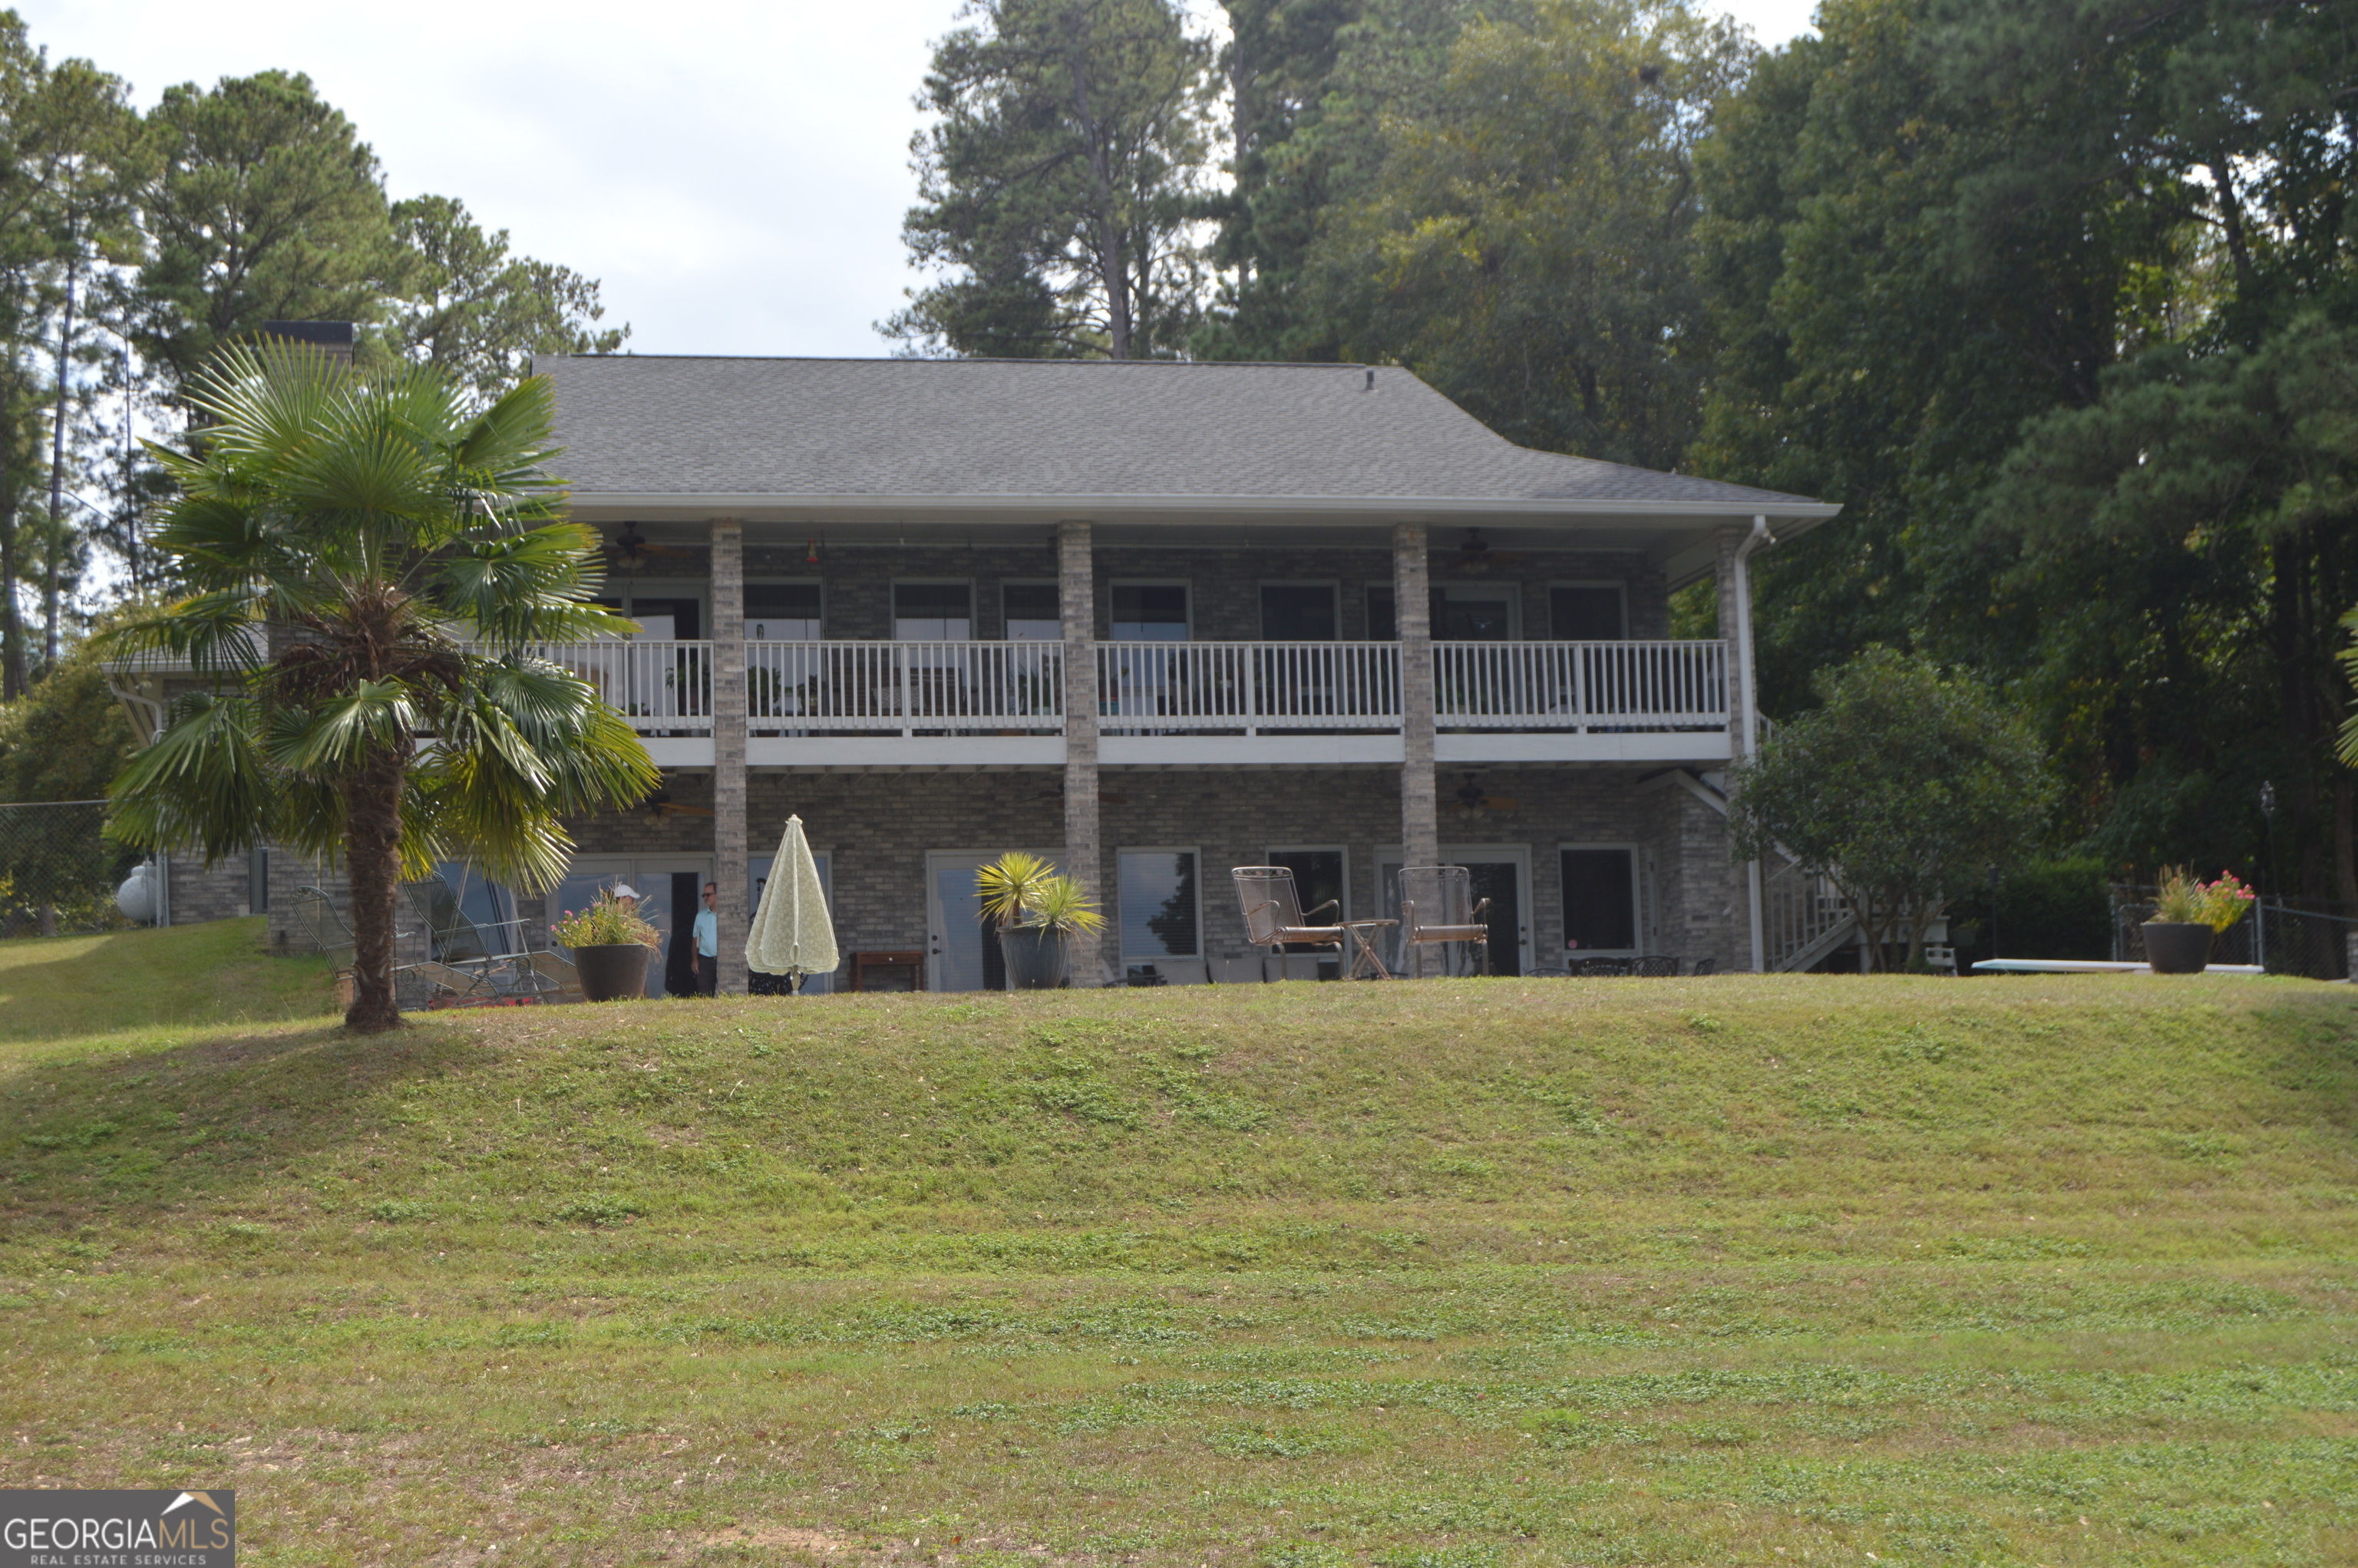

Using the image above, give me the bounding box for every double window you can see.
[1003,582,1061,641]
[748,582,822,640]
[894,582,972,640]
[1366,584,1521,641]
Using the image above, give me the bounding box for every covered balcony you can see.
[527,636,1732,767]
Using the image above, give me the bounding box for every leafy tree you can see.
[1301,0,1747,468]
[385,195,629,399]
[889,0,1215,359]
[0,643,139,935]
[99,343,659,1032]
[127,70,402,394]
[1729,648,2052,971]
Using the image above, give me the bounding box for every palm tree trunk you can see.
[340,751,409,1032]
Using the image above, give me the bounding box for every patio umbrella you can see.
[746,814,838,986]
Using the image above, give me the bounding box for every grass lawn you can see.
[2,928,2353,1565]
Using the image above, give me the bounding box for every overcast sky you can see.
[21,0,1821,361]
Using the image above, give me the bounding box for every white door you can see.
[1378,843,1534,975]
[926,850,1060,992]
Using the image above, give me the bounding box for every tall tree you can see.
[888,0,1215,359]
[0,18,59,699]
[1302,0,1748,469]
[29,55,140,676]
[101,343,659,1032]
[127,70,401,394]
[385,195,628,399]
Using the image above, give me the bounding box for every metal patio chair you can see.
[1689,956,1717,976]
[289,886,356,974]
[1636,955,1682,978]
[1233,866,1349,974]
[401,873,540,996]
[1395,866,1491,979]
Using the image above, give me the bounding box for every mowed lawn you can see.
[2,923,2354,1566]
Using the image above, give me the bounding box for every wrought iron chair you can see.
[401,873,543,996]
[289,886,356,973]
[1396,866,1491,978]
[1689,956,1718,976]
[1233,866,1348,973]
[1636,955,1682,978]
[1577,956,1634,976]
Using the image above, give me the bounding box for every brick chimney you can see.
[254,320,355,365]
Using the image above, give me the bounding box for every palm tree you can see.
[101,339,659,1032]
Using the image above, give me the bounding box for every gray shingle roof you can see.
[533,355,1830,517]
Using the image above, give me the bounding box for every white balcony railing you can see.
[528,639,713,734]
[1098,641,1402,734]
[119,635,1732,742]
[748,640,1065,735]
[1434,640,1728,732]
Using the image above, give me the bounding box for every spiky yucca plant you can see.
[100,340,659,1032]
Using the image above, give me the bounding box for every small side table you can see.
[1339,919,1397,979]
[851,950,925,992]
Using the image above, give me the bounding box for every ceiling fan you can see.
[1446,527,1535,574]
[638,787,716,824]
[606,522,697,572]
[1448,773,1519,814]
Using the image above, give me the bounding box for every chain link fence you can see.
[0,801,143,939]
[2111,885,2355,980]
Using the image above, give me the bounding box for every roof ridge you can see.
[537,354,1377,370]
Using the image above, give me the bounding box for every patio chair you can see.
[393,960,494,1012]
[1577,956,1634,976]
[1395,866,1490,979]
[1636,955,1681,978]
[289,886,356,974]
[1233,866,1348,972]
[1689,956,1718,976]
[401,872,537,994]
[519,949,583,1003]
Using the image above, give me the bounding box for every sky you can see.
[21,0,1821,361]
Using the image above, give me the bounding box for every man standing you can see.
[691,881,719,995]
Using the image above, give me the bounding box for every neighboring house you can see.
[114,354,1846,988]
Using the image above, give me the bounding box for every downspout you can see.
[1735,514,1775,972]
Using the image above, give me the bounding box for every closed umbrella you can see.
[747,814,838,987]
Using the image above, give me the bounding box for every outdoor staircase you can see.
[1678,765,1856,973]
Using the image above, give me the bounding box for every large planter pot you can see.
[2142,921,2214,975]
[572,942,652,1002]
[999,925,1069,990]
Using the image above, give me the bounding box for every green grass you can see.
[2,937,2354,1566]
[0,916,335,1041]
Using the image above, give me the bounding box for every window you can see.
[1366,585,1520,639]
[610,595,700,640]
[1002,582,1061,641]
[1432,583,1518,640]
[1118,849,1200,959]
[748,583,823,640]
[1550,584,1626,641]
[1111,583,1189,642]
[1261,584,1338,641]
[1560,847,1637,953]
[894,582,972,639]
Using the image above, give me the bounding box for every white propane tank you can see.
[116,861,159,925]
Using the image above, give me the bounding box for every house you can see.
[121,354,1844,988]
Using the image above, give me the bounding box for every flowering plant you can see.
[2152,867,2255,932]
[551,890,661,949]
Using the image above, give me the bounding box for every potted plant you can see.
[552,891,663,1002]
[2142,866,2254,975]
[975,852,1105,989]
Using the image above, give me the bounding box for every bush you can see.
[1947,858,2114,965]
